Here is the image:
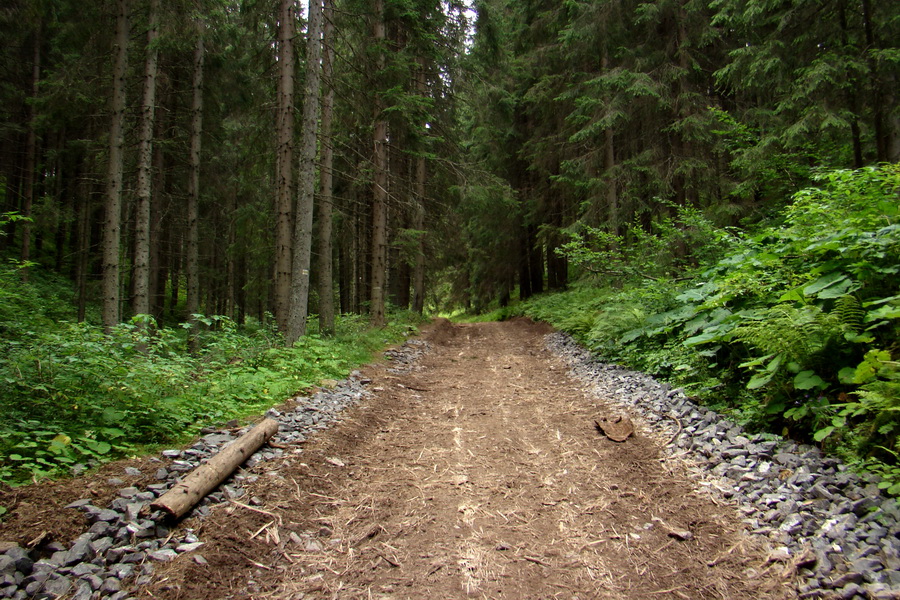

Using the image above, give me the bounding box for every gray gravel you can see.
[0,339,428,600]
[546,331,900,600]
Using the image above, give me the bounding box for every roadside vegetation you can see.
[0,258,424,489]
[480,165,900,494]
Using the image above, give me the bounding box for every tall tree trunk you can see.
[355,191,367,313]
[369,0,389,327]
[338,215,351,314]
[601,48,618,236]
[518,221,532,300]
[835,0,864,169]
[225,186,237,319]
[150,84,169,322]
[102,0,129,329]
[287,0,324,344]
[236,248,247,324]
[673,0,695,206]
[339,181,360,314]
[169,241,181,318]
[74,168,92,323]
[0,155,21,252]
[858,0,888,162]
[411,62,427,314]
[133,0,159,318]
[55,132,71,273]
[186,20,204,346]
[546,180,567,291]
[528,223,543,294]
[316,0,336,335]
[21,27,41,281]
[274,0,296,333]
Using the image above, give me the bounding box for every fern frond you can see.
[559,312,599,338]
[833,295,865,334]
[733,304,843,366]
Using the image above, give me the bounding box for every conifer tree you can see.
[133,0,160,318]
[102,0,129,329]
[274,0,296,333]
[288,0,325,343]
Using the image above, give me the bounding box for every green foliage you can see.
[557,202,734,283]
[0,276,424,486]
[519,165,900,489]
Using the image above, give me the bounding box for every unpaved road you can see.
[129,319,789,599]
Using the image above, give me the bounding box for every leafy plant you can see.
[518,165,900,490]
[0,290,425,486]
[556,201,734,283]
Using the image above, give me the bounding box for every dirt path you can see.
[141,319,789,600]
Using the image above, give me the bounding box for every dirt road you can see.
[140,319,789,599]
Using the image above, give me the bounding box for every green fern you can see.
[558,311,600,340]
[589,305,647,349]
[733,304,842,365]
[832,295,865,334]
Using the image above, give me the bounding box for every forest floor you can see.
[2,319,797,599]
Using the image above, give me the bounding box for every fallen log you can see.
[151,418,279,519]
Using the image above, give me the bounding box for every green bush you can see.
[523,164,900,490]
[0,283,425,486]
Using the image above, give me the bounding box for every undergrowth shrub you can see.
[0,282,425,486]
[523,164,900,492]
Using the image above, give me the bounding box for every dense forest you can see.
[0,0,898,488]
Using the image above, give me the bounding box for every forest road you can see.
[142,318,792,600]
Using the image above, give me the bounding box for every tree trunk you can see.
[546,188,567,291]
[132,0,159,318]
[225,187,237,320]
[169,244,180,318]
[0,153,21,252]
[355,192,366,313]
[151,418,279,519]
[338,216,351,314]
[287,0,324,344]
[74,169,92,323]
[518,222,532,300]
[388,150,406,307]
[20,27,41,281]
[858,0,887,162]
[55,132,72,273]
[236,249,247,324]
[150,85,169,322]
[411,63,427,314]
[274,0,296,333]
[369,0,389,327]
[316,0,336,335]
[528,223,543,295]
[102,0,129,330]
[186,21,204,346]
[337,206,348,313]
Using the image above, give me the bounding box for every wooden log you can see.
[151,418,279,519]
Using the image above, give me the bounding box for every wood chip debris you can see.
[651,517,693,541]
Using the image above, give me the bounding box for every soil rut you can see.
[140,319,789,599]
